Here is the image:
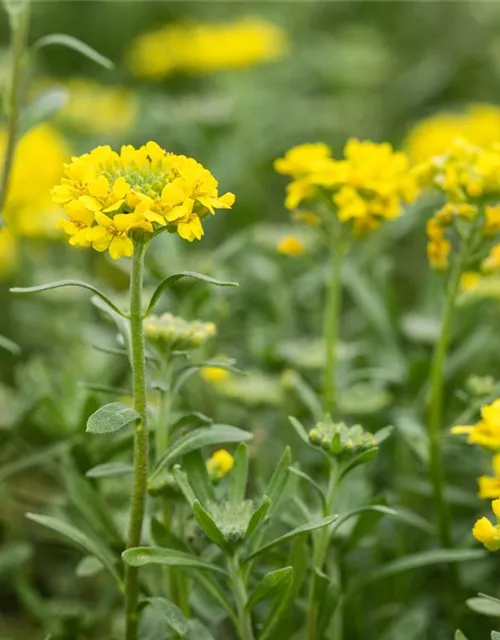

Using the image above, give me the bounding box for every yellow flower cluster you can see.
[452,399,500,451]
[206,449,234,480]
[52,141,235,259]
[275,140,416,235]
[473,498,500,552]
[415,140,500,270]
[1,124,69,238]
[128,18,287,80]
[56,79,137,135]
[406,104,500,164]
[277,235,305,256]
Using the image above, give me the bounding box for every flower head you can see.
[275,139,415,236]
[473,499,500,551]
[452,398,500,452]
[52,142,234,258]
[277,235,305,256]
[200,365,230,383]
[206,449,234,480]
[144,313,216,351]
[478,455,500,499]
[308,414,380,461]
[128,18,287,80]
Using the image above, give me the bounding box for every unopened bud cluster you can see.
[308,415,377,459]
[143,312,216,351]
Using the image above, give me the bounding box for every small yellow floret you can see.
[277,235,305,256]
[200,366,230,383]
[206,449,234,480]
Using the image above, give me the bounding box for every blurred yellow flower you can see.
[277,235,305,256]
[206,449,234,480]
[275,139,415,235]
[473,498,500,551]
[452,398,500,451]
[52,141,234,258]
[128,18,288,80]
[59,79,137,135]
[200,366,230,384]
[460,271,481,293]
[478,455,500,499]
[1,124,69,237]
[406,104,500,164]
[0,227,17,277]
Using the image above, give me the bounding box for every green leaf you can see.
[0,334,21,355]
[143,597,189,636]
[229,443,249,505]
[122,547,227,575]
[193,501,228,549]
[288,416,310,446]
[186,620,216,640]
[243,515,337,563]
[151,425,252,481]
[455,632,469,640]
[146,271,238,315]
[19,87,68,135]
[172,465,198,506]
[246,566,293,611]
[75,556,104,578]
[265,446,292,516]
[332,505,397,544]
[0,542,32,576]
[86,402,140,435]
[346,549,486,599]
[245,496,271,539]
[338,448,378,481]
[10,280,126,317]
[467,595,500,617]
[170,412,213,434]
[183,451,215,504]
[289,467,326,511]
[26,513,120,583]
[85,462,133,478]
[491,631,500,640]
[32,34,114,69]
[0,440,74,482]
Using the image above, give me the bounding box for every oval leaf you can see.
[122,547,227,575]
[86,402,140,435]
[85,462,133,478]
[0,334,21,355]
[144,597,189,636]
[32,34,114,69]
[246,566,293,611]
[146,271,238,316]
[10,280,126,317]
[467,595,500,617]
[151,425,252,481]
[193,501,228,549]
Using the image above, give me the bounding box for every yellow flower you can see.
[275,139,415,235]
[206,449,234,480]
[1,124,69,237]
[52,141,234,258]
[200,366,230,384]
[452,398,500,451]
[128,18,288,80]
[406,104,500,164]
[460,271,481,293]
[478,455,500,499]
[485,205,500,236]
[277,235,305,256]
[483,244,500,272]
[427,239,451,270]
[0,227,17,278]
[473,498,500,551]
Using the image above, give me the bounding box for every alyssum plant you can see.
[9,141,340,640]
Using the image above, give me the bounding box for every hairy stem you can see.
[124,242,149,640]
[428,241,469,548]
[0,0,30,224]
[323,243,345,416]
[228,555,254,640]
[306,461,339,640]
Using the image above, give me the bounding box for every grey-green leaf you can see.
[10,280,126,317]
[26,513,120,583]
[32,34,114,69]
[193,501,228,549]
[86,402,140,435]
[144,598,189,636]
[246,566,293,612]
[85,462,133,478]
[467,595,500,617]
[146,271,238,315]
[122,547,227,575]
[151,425,252,481]
[229,443,249,505]
[0,334,21,355]
[243,515,338,563]
[245,496,271,540]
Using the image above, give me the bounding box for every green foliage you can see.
[86,402,140,435]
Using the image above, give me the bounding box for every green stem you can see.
[124,242,149,640]
[306,461,339,640]
[0,0,30,224]
[428,241,468,548]
[323,243,345,416]
[228,555,254,640]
